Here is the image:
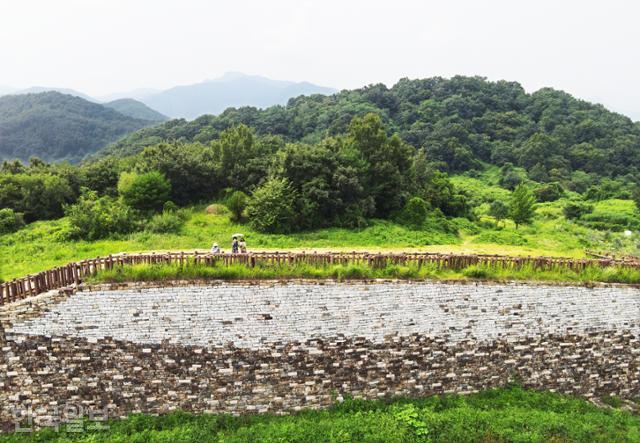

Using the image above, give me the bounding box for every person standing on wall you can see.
[231,236,239,254]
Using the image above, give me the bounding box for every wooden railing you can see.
[2,251,639,305]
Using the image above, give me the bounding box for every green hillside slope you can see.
[102,76,640,184]
[104,98,167,122]
[0,92,156,162]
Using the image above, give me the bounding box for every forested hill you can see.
[104,98,168,122]
[103,76,640,181]
[0,92,157,163]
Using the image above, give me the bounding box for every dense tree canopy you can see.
[101,76,640,188]
[3,76,640,236]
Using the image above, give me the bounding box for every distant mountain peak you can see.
[13,86,96,102]
[216,71,250,81]
[140,74,337,119]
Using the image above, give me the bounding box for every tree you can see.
[225,191,249,222]
[65,190,138,240]
[247,177,296,233]
[563,201,593,220]
[118,171,171,213]
[509,184,536,228]
[0,208,24,234]
[138,142,219,206]
[489,200,508,227]
[534,182,564,202]
[347,113,414,217]
[0,173,73,222]
[400,197,429,229]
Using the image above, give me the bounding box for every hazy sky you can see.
[1,0,638,119]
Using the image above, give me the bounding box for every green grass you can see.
[86,260,640,285]
[2,386,639,442]
[2,192,640,282]
[0,213,459,281]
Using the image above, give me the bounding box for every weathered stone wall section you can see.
[7,282,640,347]
[1,280,640,431]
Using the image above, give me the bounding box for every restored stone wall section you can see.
[1,280,640,431]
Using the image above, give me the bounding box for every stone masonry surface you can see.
[6,281,640,348]
[1,280,640,431]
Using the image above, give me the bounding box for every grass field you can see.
[2,172,639,281]
[1,387,638,442]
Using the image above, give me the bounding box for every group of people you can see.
[210,235,247,254]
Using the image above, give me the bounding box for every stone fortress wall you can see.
[1,280,639,431]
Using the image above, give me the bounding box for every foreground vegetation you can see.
[87,259,640,286]
[3,79,640,281]
[2,190,640,282]
[2,387,639,442]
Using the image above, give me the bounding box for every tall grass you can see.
[87,260,640,285]
[87,261,451,284]
[2,386,639,442]
[3,195,640,281]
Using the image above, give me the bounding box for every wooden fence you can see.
[2,251,640,305]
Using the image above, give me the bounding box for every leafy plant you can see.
[65,190,139,240]
[0,208,24,234]
[118,171,171,213]
[225,191,249,223]
[509,184,536,228]
[247,177,297,233]
[146,212,184,234]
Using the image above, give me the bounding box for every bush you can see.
[247,177,297,233]
[563,201,594,220]
[163,201,178,213]
[462,265,496,279]
[489,200,508,226]
[205,204,229,215]
[534,182,564,202]
[146,211,185,234]
[0,208,25,234]
[399,197,429,229]
[118,171,171,213]
[65,191,139,240]
[225,190,249,222]
[580,212,640,231]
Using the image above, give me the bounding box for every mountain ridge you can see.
[104,98,168,122]
[140,72,337,119]
[0,92,156,163]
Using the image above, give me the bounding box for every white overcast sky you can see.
[1,0,638,119]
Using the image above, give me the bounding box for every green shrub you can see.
[0,208,24,234]
[225,191,249,223]
[65,191,139,240]
[247,177,296,233]
[534,182,564,202]
[163,201,178,213]
[580,212,640,231]
[462,265,496,279]
[118,171,171,213]
[563,201,594,220]
[399,196,429,229]
[146,212,185,234]
[488,200,508,226]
